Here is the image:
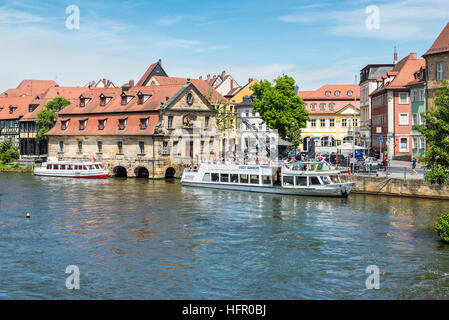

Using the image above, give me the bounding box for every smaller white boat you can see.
[34,157,109,178]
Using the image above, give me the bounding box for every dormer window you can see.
[98,119,106,130]
[329,103,335,111]
[100,95,106,106]
[121,95,127,105]
[335,91,340,96]
[118,118,127,130]
[137,92,144,105]
[140,117,149,130]
[80,96,86,107]
[61,120,69,130]
[347,90,353,96]
[311,103,316,111]
[325,91,331,97]
[9,106,14,114]
[79,119,87,130]
[319,103,325,111]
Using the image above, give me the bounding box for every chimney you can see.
[199,76,202,80]
[221,70,226,78]
[410,52,417,58]
[248,78,254,83]
[207,74,211,83]
[158,59,162,65]
[394,46,398,64]
[129,80,134,87]
[186,78,191,83]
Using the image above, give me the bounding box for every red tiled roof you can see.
[370,54,425,95]
[2,80,57,98]
[303,100,359,115]
[58,85,185,115]
[20,86,86,121]
[0,96,35,120]
[47,113,159,136]
[423,22,449,56]
[152,76,226,104]
[298,84,360,100]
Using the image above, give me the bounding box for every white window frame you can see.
[437,63,444,81]
[398,113,409,126]
[399,137,409,152]
[412,113,418,126]
[399,92,409,104]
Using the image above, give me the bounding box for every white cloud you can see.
[155,15,183,26]
[278,0,449,41]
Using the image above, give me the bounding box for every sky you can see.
[0,0,448,93]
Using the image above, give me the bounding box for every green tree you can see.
[251,75,309,145]
[36,96,71,141]
[414,80,449,185]
[435,212,449,243]
[0,139,19,164]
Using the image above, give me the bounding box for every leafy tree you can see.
[414,80,449,185]
[0,139,19,164]
[251,75,309,144]
[36,96,71,141]
[435,212,449,243]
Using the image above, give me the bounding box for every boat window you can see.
[220,174,229,183]
[230,174,239,183]
[89,165,95,170]
[295,176,308,186]
[240,174,249,183]
[262,175,272,185]
[250,175,259,184]
[53,165,59,170]
[67,165,73,170]
[95,164,101,169]
[321,176,332,185]
[211,173,219,182]
[203,173,211,182]
[83,166,88,170]
[47,165,51,170]
[60,164,66,170]
[309,176,321,185]
[283,175,294,187]
[330,176,341,184]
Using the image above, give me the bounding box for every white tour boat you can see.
[181,162,355,198]
[34,157,109,178]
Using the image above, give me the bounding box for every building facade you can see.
[359,64,394,150]
[298,85,360,154]
[423,22,449,110]
[46,82,220,178]
[370,53,425,160]
[406,67,427,157]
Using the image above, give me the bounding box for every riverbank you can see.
[0,164,33,173]
[342,175,449,200]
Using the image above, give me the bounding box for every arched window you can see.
[329,103,335,111]
[320,136,336,147]
[311,103,316,111]
[319,103,326,111]
[335,90,340,97]
[347,90,353,96]
[325,91,331,97]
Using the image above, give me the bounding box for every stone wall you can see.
[426,53,449,109]
[341,175,449,199]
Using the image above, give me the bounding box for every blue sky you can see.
[0,0,448,92]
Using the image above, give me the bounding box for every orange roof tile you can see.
[2,80,57,98]
[298,84,360,100]
[0,96,35,120]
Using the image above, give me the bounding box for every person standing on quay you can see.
[411,157,417,175]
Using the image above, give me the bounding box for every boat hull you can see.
[34,171,109,178]
[181,181,354,198]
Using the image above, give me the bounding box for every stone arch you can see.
[165,167,176,178]
[113,166,127,177]
[135,166,149,178]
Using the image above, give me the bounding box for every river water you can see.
[1,172,449,299]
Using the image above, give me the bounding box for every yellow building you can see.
[298,85,361,153]
[229,78,258,104]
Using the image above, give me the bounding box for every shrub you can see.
[435,212,449,242]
